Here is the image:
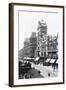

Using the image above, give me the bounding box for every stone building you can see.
[23,38,31,58]
[19,19,58,60]
[21,32,37,58]
[30,32,37,58]
[47,35,58,59]
[35,19,47,58]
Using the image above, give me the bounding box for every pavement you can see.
[28,68,43,78]
[30,62,58,78]
[19,60,58,79]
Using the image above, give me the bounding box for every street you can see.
[30,62,58,78]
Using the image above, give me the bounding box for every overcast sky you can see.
[19,11,59,50]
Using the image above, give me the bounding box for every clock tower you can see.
[36,19,47,57]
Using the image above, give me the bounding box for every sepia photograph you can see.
[9,3,64,86]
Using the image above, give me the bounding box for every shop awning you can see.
[56,60,58,64]
[49,59,56,63]
[45,59,51,62]
[24,57,34,60]
[35,57,39,61]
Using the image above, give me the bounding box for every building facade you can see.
[30,32,37,58]
[22,32,37,58]
[35,19,47,58]
[47,35,58,59]
[23,38,31,58]
[19,19,58,60]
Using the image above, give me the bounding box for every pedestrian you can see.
[53,63,55,72]
[48,72,50,77]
